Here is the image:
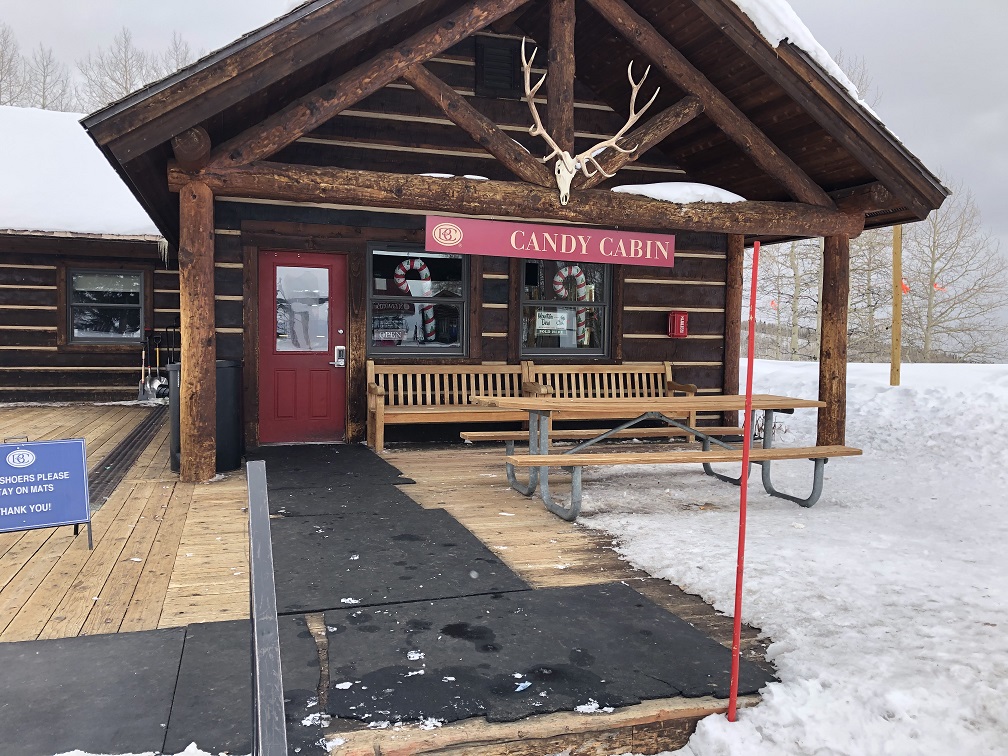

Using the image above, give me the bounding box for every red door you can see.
[258,251,347,443]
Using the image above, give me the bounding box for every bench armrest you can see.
[522,381,554,396]
[367,383,386,397]
[666,379,698,396]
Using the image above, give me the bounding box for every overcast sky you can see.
[3,1,1005,254]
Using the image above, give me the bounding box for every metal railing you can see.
[247,460,288,756]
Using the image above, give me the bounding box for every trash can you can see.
[215,360,243,472]
[167,360,243,473]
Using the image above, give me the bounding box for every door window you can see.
[275,266,329,352]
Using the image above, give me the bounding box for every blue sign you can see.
[0,439,90,534]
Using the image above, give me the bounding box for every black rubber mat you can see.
[268,480,423,517]
[323,583,774,724]
[270,508,528,614]
[0,628,184,756]
[163,620,252,755]
[248,444,414,489]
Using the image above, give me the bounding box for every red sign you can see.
[668,311,688,338]
[426,216,674,268]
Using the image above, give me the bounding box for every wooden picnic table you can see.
[469,393,859,521]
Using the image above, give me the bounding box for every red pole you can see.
[728,239,760,721]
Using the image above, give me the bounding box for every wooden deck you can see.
[0,404,249,642]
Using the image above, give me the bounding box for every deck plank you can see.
[119,484,193,632]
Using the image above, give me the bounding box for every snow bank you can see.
[611,182,745,204]
[575,360,1008,754]
[0,106,160,237]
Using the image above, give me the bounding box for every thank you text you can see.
[0,439,89,534]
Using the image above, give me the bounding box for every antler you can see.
[575,61,660,179]
[520,37,659,204]
[521,39,576,177]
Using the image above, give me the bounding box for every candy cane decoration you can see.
[552,265,588,344]
[393,258,436,341]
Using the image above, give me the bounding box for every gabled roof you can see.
[0,106,159,239]
[82,0,947,243]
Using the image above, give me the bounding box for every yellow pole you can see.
[891,224,902,386]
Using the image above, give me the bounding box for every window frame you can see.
[366,244,469,358]
[58,263,151,350]
[519,260,612,358]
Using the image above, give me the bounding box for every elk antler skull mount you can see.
[521,38,660,205]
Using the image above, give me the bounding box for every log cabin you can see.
[10,1,950,482]
[0,106,166,402]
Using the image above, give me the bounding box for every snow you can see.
[611,182,745,204]
[571,359,1008,755]
[727,0,877,117]
[0,106,160,237]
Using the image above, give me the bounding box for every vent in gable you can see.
[475,36,522,100]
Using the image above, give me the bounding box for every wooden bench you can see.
[523,360,701,437]
[506,444,863,520]
[366,361,529,452]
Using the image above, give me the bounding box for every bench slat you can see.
[461,426,745,442]
[505,445,862,467]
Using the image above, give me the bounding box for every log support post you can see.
[722,233,744,427]
[817,234,850,446]
[178,180,217,482]
[548,0,576,153]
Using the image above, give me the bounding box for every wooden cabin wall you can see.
[0,235,165,402]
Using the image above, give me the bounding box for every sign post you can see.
[0,439,92,549]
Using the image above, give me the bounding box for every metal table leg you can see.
[506,410,543,496]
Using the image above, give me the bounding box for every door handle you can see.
[330,345,347,368]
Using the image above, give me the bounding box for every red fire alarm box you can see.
[668,311,688,338]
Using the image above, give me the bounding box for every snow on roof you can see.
[612,182,746,204]
[0,106,160,238]
[728,0,876,115]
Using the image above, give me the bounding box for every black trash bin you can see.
[168,360,243,473]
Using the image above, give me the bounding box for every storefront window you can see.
[521,260,609,356]
[368,248,467,355]
[69,270,143,342]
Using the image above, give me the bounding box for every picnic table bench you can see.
[470,395,862,521]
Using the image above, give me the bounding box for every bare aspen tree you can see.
[901,181,1008,361]
[157,31,196,77]
[0,22,29,106]
[26,44,75,111]
[75,27,160,112]
[847,228,893,361]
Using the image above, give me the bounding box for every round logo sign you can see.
[6,449,36,468]
[432,222,464,247]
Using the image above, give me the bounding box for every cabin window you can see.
[68,270,144,343]
[367,248,468,356]
[521,260,610,357]
[474,36,522,100]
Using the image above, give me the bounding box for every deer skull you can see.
[521,38,659,206]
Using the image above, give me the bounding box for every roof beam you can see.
[401,64,554,187]
[548,0,576,154]
[573,95,703,189]
[583,0,834,208]
[169,161,863,238]
[829,182,902,215]
[207,0,531,170]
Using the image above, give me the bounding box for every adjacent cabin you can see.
[4,0,947,481]
[0,106,166,402]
